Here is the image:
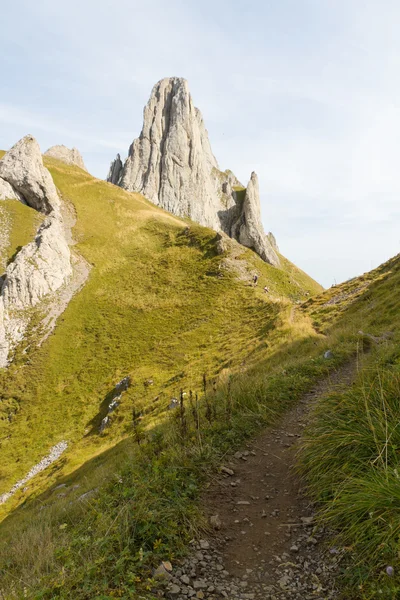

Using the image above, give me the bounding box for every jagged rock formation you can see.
[107,77,279,266]
[107,153,123,184]
[45,145,87,171]
[0,136,60,214]
[0,135,73,367]
[231,172,279,265]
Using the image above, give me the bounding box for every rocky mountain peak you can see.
[107,77,279,266]
[45,145,87,171]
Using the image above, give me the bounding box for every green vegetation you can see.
[0,156,319,505]
[2,153,399,598]
[0,157,326,598]
[0,199,43,272]
[299,254,400,598]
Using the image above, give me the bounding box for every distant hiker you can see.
[253,274,259,286]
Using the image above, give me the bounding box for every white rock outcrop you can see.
[45,145,87,171]
[2,217,72,309]
[107,77,279,266]
[0,135,60,214]
[0,135,73,367]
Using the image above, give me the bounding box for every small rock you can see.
[220,466,235,476]
[199,540,210,550]
[209,514,222,530]
[154,563,172,581]
[168,583,181,596]
[307,536,318,545]
[301,516,314,525]
[193,580,207,590]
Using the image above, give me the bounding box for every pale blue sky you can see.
[1,0,400,287]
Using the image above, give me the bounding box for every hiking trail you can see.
[166,360,357,600]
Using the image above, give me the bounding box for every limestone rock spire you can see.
[108,77,279,266]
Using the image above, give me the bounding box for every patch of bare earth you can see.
[163,361,357,600]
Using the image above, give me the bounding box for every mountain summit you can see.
[107,77,279,265]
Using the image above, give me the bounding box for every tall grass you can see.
[300,349,400,598]
[0,331,342,598]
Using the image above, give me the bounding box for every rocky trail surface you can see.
[161,361,357,600]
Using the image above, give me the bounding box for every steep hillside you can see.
[0,153,329,598]
[0,155,321,513]
[3,152,399,598]
[299,255,400,598]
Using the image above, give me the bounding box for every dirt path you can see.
[166,361,358,600]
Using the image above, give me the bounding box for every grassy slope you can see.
[5,154,400,598]
[299,255,400,598]
[0,157,321,510]
[0,158,330,598]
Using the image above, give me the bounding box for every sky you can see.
[1,0,400,287]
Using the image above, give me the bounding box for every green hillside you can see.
[5,155,400,598]
[0,157,328,597]
[0,158,320,491]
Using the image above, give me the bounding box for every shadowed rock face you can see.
[107,153,123,185]
[0,135,73,367]
[107,77,279,266]
[45,145,87,172]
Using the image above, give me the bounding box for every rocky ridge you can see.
[107,77,279,266]
[45,144,87,171]
[0,135,75,367]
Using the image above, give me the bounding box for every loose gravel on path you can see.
[160,361,357,600]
